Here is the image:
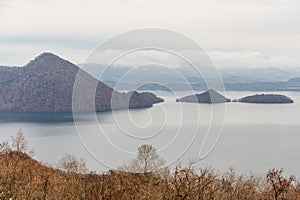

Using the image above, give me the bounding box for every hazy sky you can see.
[0,0,300,68]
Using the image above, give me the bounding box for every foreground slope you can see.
[0,149,299,199]
[0,53,163,112]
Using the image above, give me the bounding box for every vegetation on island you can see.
[237,94,294,104]
[176,89,231,104]
[177,89,294,104]
[1,132,300,199]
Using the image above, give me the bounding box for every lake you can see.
[0,91,300,176]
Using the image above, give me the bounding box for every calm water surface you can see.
[0,91,300,176]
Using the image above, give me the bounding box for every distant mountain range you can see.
[0,53,163,112]
[79,64,300,91]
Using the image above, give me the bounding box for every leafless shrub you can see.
[266,168,296,200]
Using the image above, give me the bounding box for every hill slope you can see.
[0,53,163,112]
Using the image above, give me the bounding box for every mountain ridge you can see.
[79,64,300,91]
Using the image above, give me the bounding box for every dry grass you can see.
[1,134,300,200]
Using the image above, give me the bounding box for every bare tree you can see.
[266,168,295,200]
[57,154,87,174]
[121,144,167,174]
[9,129,34,157]
[0,140,11,154]
[11,129,28,153]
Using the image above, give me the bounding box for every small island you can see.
[176,89,231,104]
[127,91,164,109]
[236,94,294,104]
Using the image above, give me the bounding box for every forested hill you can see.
[0,52,163,112]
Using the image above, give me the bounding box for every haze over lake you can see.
[0,91,299,175]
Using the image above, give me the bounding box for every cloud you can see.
[85,49,188,67]
[0,0,300,66]
[0,43,88,66]
[84,49,300,69]
[208,50,300,68]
